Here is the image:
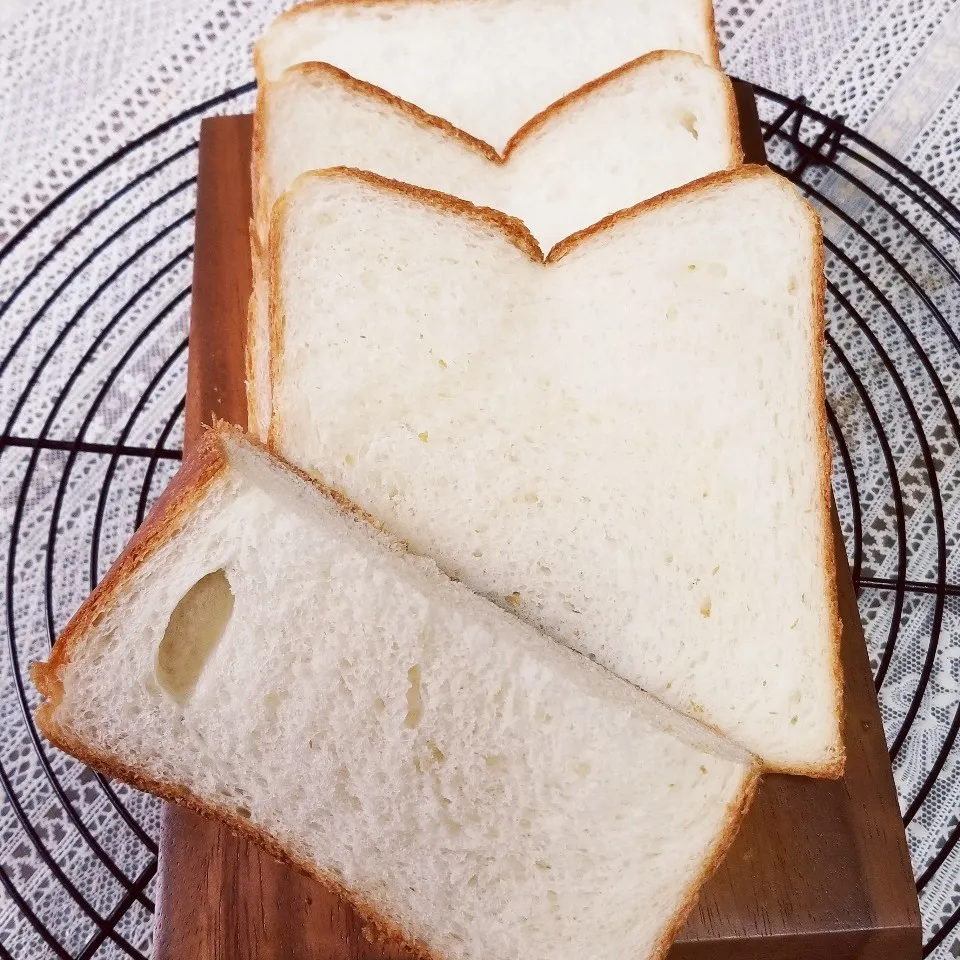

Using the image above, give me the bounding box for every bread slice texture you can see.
[247,51,742,437]
[34,425,759,960]
[267,165,844,776]
[256,0,721,151]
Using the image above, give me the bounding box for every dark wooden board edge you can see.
[154,88,921,959]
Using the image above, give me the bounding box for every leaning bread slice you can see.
[256,0,721,151]
[34,425,758,960]
[267,165,844,776]
[247,51,741,436]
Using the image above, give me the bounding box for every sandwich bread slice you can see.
[248,51,742,436]
[256,0,721,151]
[254,53,741,253]
[265,165,844,776]
[34,425,759,960]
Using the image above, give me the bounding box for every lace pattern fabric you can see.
[1,1,958,956]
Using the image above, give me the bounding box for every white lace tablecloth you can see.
[1,1,959,957]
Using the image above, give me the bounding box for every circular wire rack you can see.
[0,81,958,959]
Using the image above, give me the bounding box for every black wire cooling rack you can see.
[0,81,959,958]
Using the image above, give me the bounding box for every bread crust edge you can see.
[245,221,264,439]
[553,171,846,779]
[803,205,847,780]
[247,77,270,438]
[31,424,388,707]
[651,766,762,959]
[249,49,741,436]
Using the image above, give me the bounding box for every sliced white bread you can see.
[247,52,742,437]
[266,166,845,776]
[256,0,721,151]
[34,425,759,960]
[254,54,740,253]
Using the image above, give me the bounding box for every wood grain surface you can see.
[154,93,921,959]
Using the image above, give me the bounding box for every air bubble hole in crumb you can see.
[404,665,423,729]
[156,570,234,705]
[678,110,699,139]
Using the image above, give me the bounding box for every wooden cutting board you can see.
[154,84,921,960]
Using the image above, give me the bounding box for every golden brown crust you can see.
[248,78,271,438]
[702,0,723,70]
[547,163,769,263]
[729,202,843,782]
[253,51,741,247]
[282,60,500,167]
[502,50,735,159]
[266,190,292,449]
[31,429,229,708]
[269,51,740,178]
[245,222,264,439]
[807,206,847,779]
[244,326,257,437]
[221,420,391,533]
[251,80,270,254]
[294,164,543,257]
[253,50,741,440]
[252,31,267,87]
[722,66,744,167]
[244,294,261,439]
[32,420,396,712]
[651,767,762,959]
[33,420,393,714]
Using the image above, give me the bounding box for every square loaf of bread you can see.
[33,426,758,960]
[266,165,844,775]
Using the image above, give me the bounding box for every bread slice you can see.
[256,0,721,151]
[34,425,759,960]
[247,51,742,437]
[254,54,740,254]
[266,165,844,776]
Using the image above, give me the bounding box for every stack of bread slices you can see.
[33,3,845,959]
